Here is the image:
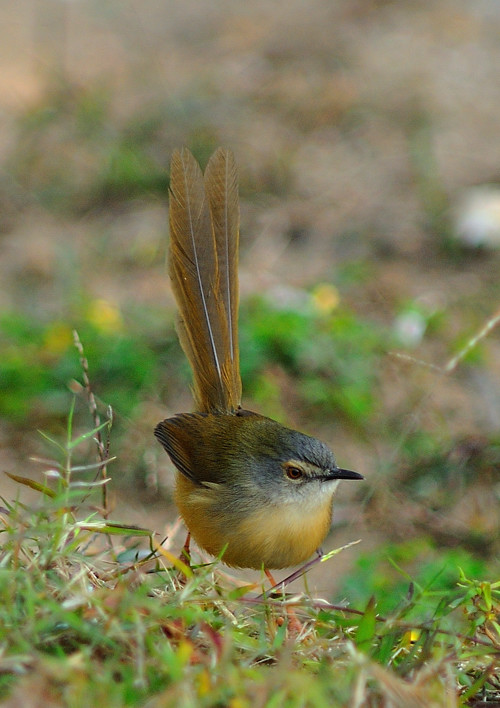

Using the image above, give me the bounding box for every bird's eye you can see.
[284,464,304,481]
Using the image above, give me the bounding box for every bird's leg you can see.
[265,569,302,634]
[179,531,191,567]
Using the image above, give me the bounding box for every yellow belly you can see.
[174,474,335,569]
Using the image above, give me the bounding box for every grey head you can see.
[234,417,363,505]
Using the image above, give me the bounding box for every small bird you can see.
[155,148,363,570]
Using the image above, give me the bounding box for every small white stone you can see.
[393,310,427,347]
[454,185,500,248]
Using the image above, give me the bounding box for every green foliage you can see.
[0,312,75,420]
[0,308,167,423]
[239,293,385,426]
[339,538,491,619]
[0,288,383,433]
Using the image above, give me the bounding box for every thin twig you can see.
[254,552,324,602]
[390,306,500,375]
[444,307,500,373]
[73,329,112,516]
[385,305,500,472]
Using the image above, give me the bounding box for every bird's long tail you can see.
[168,147,241,413]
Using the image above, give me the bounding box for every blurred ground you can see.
[0,0,499,595]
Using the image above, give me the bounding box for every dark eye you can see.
[285,464,304,481]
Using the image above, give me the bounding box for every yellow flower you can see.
[87,299,123,333]
[177,639,193,666]
[196,668,212,697]
[229,699,250,708]
[311,283,340,314]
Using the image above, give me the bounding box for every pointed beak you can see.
[328,467,364,481]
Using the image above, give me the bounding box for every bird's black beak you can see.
[330,467,364,481]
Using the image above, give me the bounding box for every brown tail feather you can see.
[168,147,241,412]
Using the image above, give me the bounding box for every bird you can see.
[154,147,363,570]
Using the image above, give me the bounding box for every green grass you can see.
[1,403,498,707]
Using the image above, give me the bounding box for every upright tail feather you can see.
[168,147,241,413]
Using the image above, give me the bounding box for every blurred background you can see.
[1,0,499,604]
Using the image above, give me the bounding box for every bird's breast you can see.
[174,473,336,569]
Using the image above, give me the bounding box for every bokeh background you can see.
[1,0,499,602]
